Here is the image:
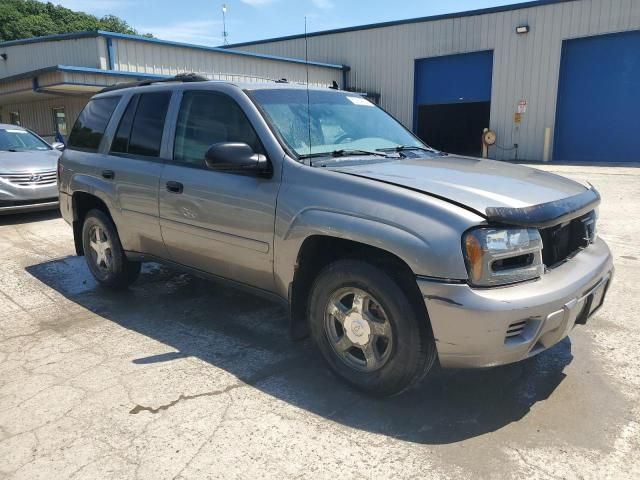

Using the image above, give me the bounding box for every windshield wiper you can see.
[331,149,388,157]
[376,145,437,153]
[299,149,388,160]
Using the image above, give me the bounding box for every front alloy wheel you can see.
[309,259,437,396]
[325,287,393,372]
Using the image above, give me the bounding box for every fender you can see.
[69,174,124,254]
[273,207,467,299]
[69,174,119,220]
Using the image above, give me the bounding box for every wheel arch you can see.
[71,188,117,256]
[287,233,430,341]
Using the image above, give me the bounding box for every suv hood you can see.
[330,155,588,216]
[0,149,60,173]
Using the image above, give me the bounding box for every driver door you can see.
[159,90,279,291]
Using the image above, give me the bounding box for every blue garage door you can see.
[414,51,493,156]
[554,31,640,162]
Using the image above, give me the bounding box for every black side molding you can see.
[485,187,600,228]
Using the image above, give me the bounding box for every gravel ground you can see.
[0,163,638,479]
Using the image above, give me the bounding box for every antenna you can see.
[222,4,229,46]
[305,16,312,156]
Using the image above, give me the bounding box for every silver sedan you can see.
[0,124,62,215]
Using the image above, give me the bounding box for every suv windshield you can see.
[250,89,430,159]
[0,128,50,152]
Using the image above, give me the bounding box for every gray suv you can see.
[58,75,613,395]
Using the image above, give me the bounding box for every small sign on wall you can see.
[517,100,528,113]
[514,112,523,124]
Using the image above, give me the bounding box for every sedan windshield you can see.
[0,128,50,152]
[250,89,430,159]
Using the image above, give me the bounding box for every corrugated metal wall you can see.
[230,0,640,161]
[110,38,342,87]
[0,96,90,141]
[0,37,101,79]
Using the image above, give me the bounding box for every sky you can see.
[52,0,534,46]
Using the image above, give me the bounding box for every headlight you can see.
[463,227,544,287]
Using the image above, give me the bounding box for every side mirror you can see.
[204,142,269,174]
[52,142,65,151]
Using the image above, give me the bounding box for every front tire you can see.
[309,259,437,396]
[81,209,141,289]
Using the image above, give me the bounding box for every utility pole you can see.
[222,4,229,46]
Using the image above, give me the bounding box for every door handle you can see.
[101,169,115,180]
[166,181,184,194]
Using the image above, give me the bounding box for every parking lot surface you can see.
[0,163,638,479]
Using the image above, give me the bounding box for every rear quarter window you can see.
[67,96,120,152]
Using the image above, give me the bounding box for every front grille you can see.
[539,210,596,268]
[0,171,57,186]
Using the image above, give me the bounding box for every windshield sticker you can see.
[6,129,27,133]
[346,96,374,107]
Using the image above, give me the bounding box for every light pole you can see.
[222,4,229,46]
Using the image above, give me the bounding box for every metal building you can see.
[228,0,640,162]
[0,31,346,142]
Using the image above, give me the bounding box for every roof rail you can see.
[100,72,208,93]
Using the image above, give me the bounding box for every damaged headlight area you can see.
[463,227,544,287]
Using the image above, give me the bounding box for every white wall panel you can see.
[109,39,342,87]
[0,38,101,79]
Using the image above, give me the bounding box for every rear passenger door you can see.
[159,89,279,291]
[106,91,171,257]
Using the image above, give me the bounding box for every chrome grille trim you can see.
[0,171,57,186]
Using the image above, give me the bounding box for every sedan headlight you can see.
[463,227,544,287]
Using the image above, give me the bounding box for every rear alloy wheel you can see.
[309,259,437,396]
[82,209,141,289]
[88,224,114,274]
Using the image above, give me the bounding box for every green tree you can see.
[0,0,152,42]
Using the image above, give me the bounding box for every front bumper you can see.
[418,238,614,368]
[0,199,59,215]
[0,178,59,215]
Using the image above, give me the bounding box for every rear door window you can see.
[110,92,171,158]
[111,96,139,154]
[68,96,120,152]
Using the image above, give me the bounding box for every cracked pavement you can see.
[0,163,639,479]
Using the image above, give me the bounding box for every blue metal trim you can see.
[1,66,59,83]
[0,65,166,85]
[412,60,418,132]
[106,37,115,70]
[224,0,575,48]
[0,31,97,48]
[58,65,166,79]
[341,66,350,90]
[95,31,346,70]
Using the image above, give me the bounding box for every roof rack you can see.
[100,72,209,93]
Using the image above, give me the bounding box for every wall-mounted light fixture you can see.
[516,25,530,34]
[0,53,7,61]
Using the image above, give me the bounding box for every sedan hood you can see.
[0,149,61,173]
[330,155,588,216]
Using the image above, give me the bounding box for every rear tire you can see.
[309,259,437,396]
[81,209,141,290]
